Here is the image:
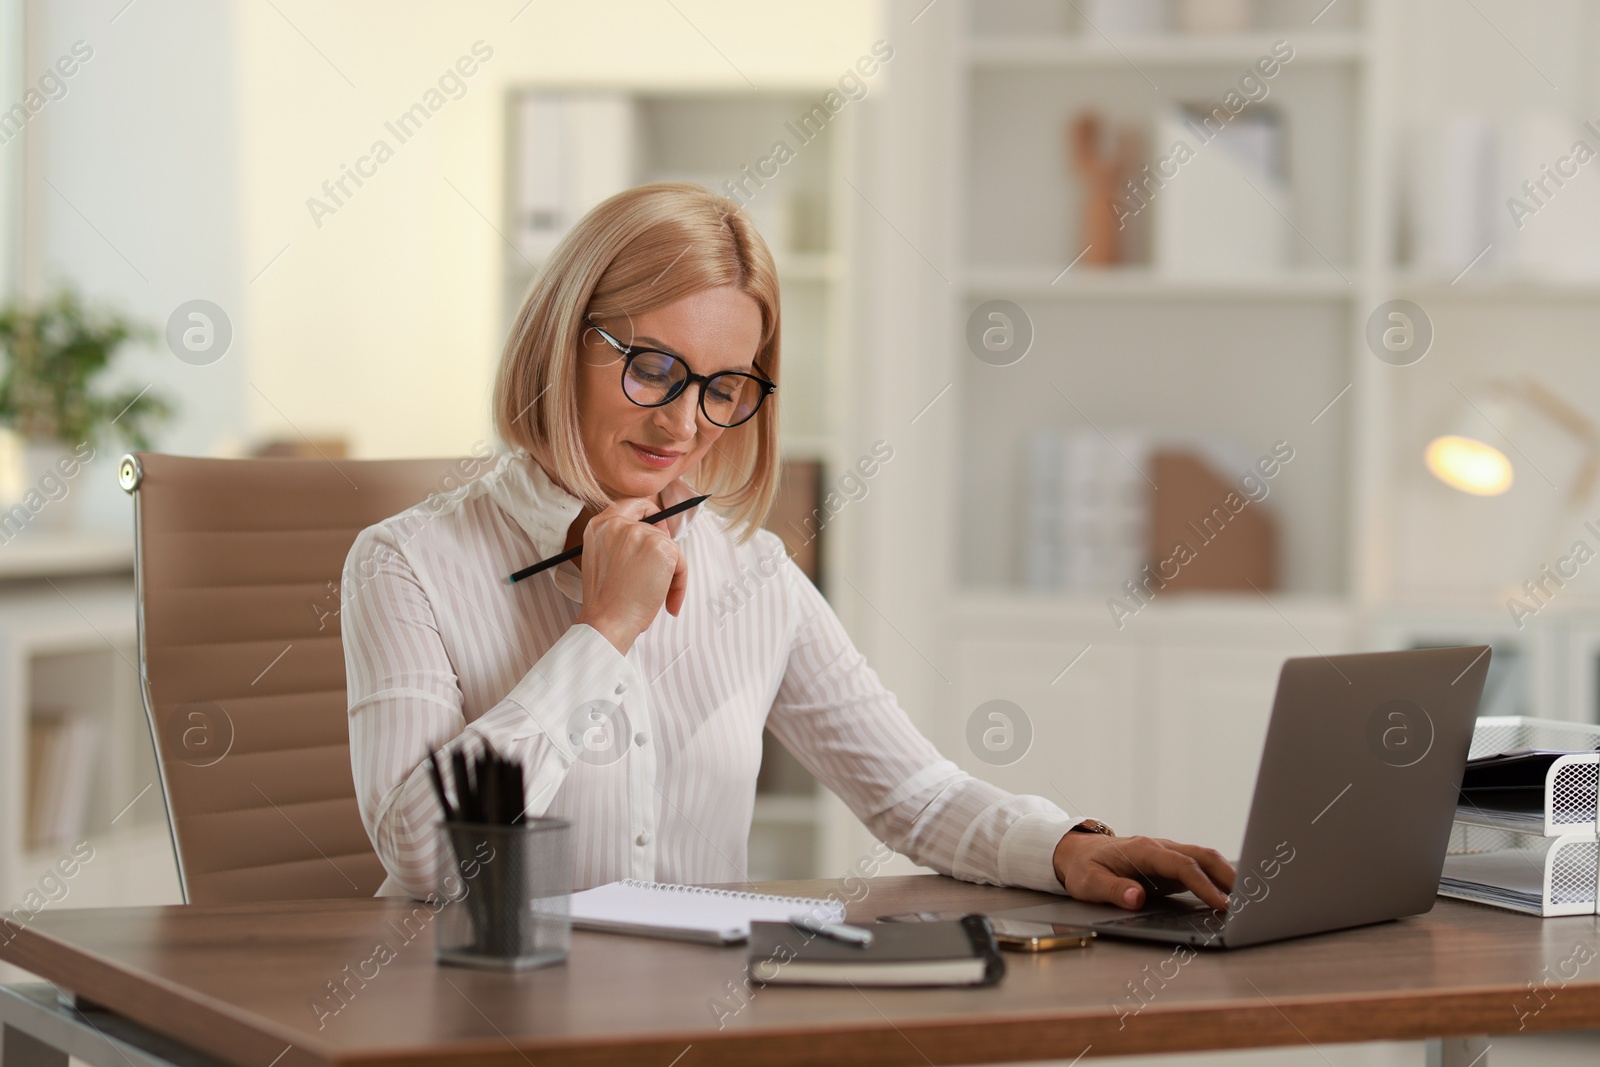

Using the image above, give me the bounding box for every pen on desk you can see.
[507,494,710,584]
[790,914,874,947]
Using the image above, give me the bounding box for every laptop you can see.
[997,645,1492,950]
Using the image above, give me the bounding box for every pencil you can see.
[451,749,478,823]
[508,759,525,824]
[507,494,709,584]
[426,749,456,822]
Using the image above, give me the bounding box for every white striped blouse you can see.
[342,448,1084,899]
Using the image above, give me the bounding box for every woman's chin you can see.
[600,466,675,502]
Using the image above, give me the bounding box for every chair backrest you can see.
[119,452,488,904]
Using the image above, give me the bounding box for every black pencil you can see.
[426,749,456,822]
[508,759,525,824]
[451,749,477,823]
[507,494,709,584]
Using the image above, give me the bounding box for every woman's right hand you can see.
[574,498,688,654]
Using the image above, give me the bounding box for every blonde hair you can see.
[492,182,781,542]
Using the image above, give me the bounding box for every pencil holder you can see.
[434,818,573,971]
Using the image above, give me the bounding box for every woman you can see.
[342,182,1234,910]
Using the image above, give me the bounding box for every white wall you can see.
[232,0,883,460]
[24,0,246,534]
[19,0,883,536]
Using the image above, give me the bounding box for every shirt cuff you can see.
[467,623,640,760]
[997,811,1090,895]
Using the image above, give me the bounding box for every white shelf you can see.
[1394,273,1600,302]
[20,821,179,907]
[0,534,133,581]
[965,32,1365,69]
[963,266,1356,300]
[951,589,1356,642]
[20,820,166,876]
[955,587,1351,613]
[508,250,842,285]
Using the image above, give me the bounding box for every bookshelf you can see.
[953,0,1372,598]
[0,558,181,980]
[500,86,860,880]
[831,0,1600,892]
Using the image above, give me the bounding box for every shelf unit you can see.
[963,265,1353,300]
[887,0,1600,617]
[952,0,1375,599]
[0,559,181,982]
[963,31,1367,69]
[834,0,1600,894]
[500,86,860,880]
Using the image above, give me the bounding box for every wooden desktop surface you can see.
[2,875,1599,1067]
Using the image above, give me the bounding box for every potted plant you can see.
[0,287,174,535]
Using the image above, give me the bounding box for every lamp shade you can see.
[1425,434,1514,495]
[1424,379,1599,505]
[1425,389,1517,496]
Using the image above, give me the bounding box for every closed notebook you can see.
[746,915,1006,987]
[566,879,845,945]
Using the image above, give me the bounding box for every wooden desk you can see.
[1,875,1598,1067]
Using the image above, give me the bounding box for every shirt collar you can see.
[484,448,708,566]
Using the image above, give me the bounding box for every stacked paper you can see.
[1440,839,1598,918]
[1441,716,1600,916]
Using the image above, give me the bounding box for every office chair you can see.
[119,452,489,904]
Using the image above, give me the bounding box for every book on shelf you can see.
[26,711,101,851]
[1153,105,1289,277]
[1025,427,1148,595]
[1024,430,1279,596]
[510,92,635,263]
[763,458,823,585]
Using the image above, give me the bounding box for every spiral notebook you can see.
[567,879,846,945]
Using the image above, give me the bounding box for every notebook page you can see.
[568,880,846,940]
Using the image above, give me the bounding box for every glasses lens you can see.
[703,373,765,427]
[622,351,687,406]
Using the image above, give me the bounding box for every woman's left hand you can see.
[1052,831,1235,910]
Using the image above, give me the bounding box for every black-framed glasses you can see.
[585,321,776,429]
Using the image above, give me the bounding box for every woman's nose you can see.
[653,389,699,439]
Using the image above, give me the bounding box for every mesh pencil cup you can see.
[434,818,573,971]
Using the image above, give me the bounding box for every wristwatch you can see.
[1069,818,1116,837]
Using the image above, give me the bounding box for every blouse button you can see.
[634,732,649,747]
[636,833,651,847]
[615,682,627,695]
